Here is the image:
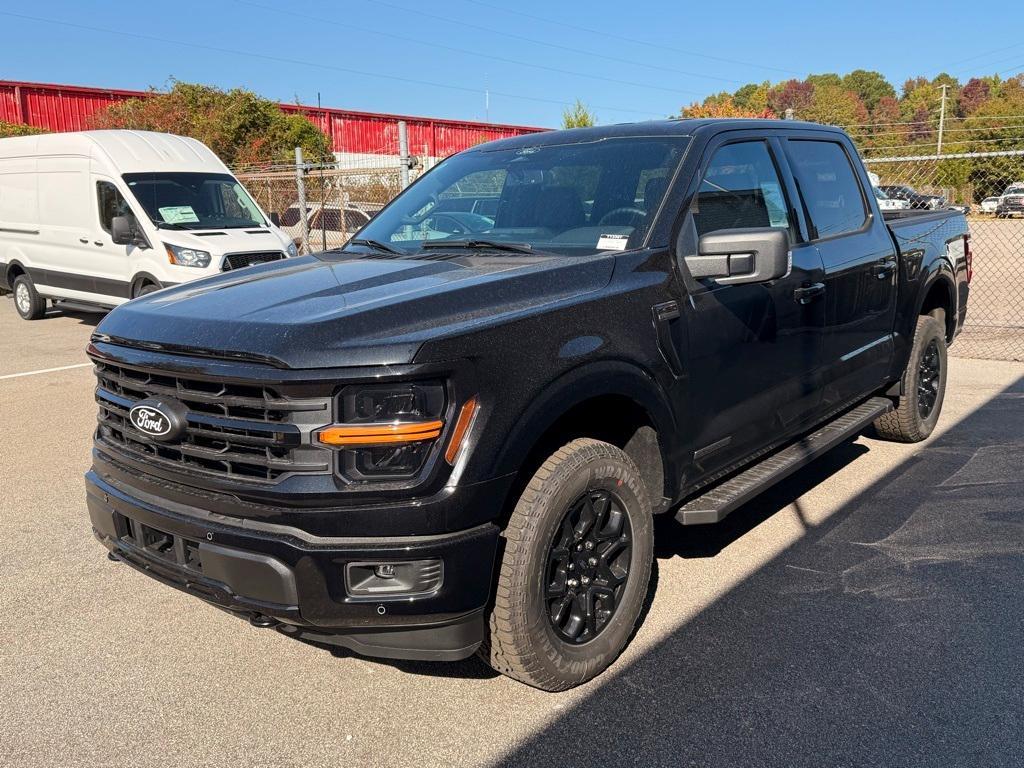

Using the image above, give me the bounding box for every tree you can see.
[88,80,331,166]
[0,121,46,138]
[841,70,896,111]
[681,97,775,119]
[562,99,596,129]
[767,79,814,116]
[959,78,991,115]
[802,84,869,138]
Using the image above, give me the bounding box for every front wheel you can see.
[874,313,948,442]
[13,274,46,320]
[480,438,654,691]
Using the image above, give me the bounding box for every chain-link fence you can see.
[236,158,429,255]
[865,149,1024,362]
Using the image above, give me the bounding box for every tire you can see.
[480,438,654,691]
[13,274,46,320]
[134,282,160,298]
[874,312,948,442]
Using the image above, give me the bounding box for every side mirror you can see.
[269,211,281,227]
[111,215,137,245]
[686,228,790,285]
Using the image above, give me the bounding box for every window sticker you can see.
[597,233,629,251]
[760,182,790,228]
[158,205,200,224]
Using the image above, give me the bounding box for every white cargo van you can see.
[0,130,297,320]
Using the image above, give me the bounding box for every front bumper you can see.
[86,470,499,661]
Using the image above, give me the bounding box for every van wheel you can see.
[134,281,159,298]
[874,313,947,442]
[13,275,46,320]
[480,438,653,691]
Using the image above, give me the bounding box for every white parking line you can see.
[0,362,92,380]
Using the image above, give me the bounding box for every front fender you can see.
[485,358,679,491]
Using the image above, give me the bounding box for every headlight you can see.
[164,243,211,268]
[316,382,458,481]
[286,242,298,258]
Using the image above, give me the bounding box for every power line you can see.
[357,0,765,88]
[231,0,712,98]
[0,11,665,119]
[454,0,803,77]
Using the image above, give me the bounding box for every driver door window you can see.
[690,141,791,237]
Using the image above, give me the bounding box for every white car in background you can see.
[277,202,380,252]
[980,197,1001,215]
[873,186,910,212]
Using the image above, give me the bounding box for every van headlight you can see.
[286,242,298,258]
[164,243,211,268]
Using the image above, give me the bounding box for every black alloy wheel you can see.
[917,338,941,419]
[545,490,632,644]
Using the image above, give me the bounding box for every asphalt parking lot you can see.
[2,296,1022,768]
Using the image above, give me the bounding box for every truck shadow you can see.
[491,374,1024,767]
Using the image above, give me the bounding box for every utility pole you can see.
[937,84,948,156]
[398,120,411,190]
[294,146,310,254]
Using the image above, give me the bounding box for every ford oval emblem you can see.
[128,398,188,442]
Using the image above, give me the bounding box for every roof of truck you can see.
[0,130,229,174]
[469,118,842,152]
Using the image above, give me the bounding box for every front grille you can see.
[222,251,286,271]
[94,361,331,483]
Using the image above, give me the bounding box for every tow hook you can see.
[248,613,278,628]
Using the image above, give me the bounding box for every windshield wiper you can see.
[346,238,404,255]
[421,239,534,253]
[154,221,189,230]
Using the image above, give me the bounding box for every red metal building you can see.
[0,80,544,157]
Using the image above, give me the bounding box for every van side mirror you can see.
[269,211,281,227]
[685,228,790,285]
[112,215,137,245]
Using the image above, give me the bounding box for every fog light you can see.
[346,559,443,597]
[374,564,397,579]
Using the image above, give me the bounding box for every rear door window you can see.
[786,140,867,239]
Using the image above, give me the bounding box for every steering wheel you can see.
[597,206,646,227]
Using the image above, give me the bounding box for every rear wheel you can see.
[874,313,947,442]
[480,438,654,691]
[13,274,46,320]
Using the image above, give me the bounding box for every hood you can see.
[95,251,614,368]
[157,226,289,259]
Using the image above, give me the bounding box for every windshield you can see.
[353,136,689,256]
[873,187,889,200]
[123,172,267,229]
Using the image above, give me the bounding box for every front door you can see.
[673,138,828,482]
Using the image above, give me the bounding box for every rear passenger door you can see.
[783,138,898,411]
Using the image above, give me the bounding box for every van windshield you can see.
[352,136,689,256]
[122,172,267,230]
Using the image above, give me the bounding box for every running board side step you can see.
[676,397,893,525]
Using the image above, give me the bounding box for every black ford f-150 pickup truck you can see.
[86,119,970,691]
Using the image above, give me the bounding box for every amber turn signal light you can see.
[445,396,479,465]
[317,420,444,446]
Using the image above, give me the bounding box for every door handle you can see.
[874,261,897,279]
[793,282,825,304]
[94,241,104,247]
[79,237,89,244]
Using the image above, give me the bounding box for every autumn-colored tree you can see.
[767,79,814,116]
[681,97,775,119]
[88,80,331,166]
[959,78,991,115]
[0,121,47,138]
[842,70,896,111]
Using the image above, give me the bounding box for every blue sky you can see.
[1,0,1020,127]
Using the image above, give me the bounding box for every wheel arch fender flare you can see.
[129,271,163,297]
[486,359,679,495]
